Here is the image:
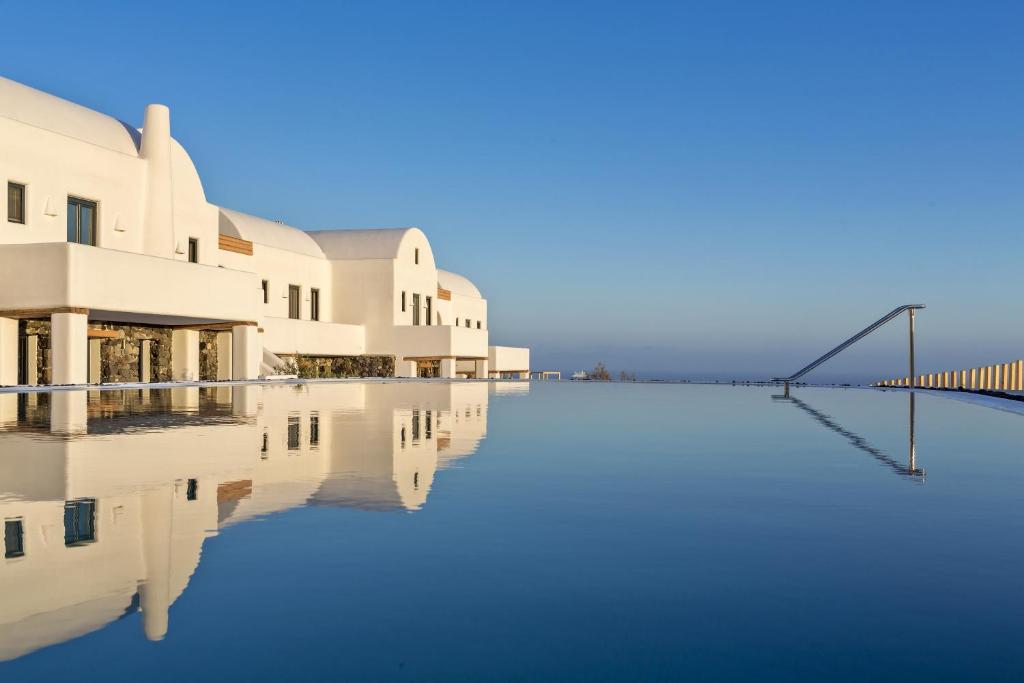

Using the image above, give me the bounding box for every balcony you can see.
[261,317,365,356]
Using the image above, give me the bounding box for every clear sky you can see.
[3,1,1022,381]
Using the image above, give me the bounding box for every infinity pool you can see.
[0,381,1022,681]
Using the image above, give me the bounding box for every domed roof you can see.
[218,207,325,259]
[437,269,482,299]
[0,76,140,156]
[308,227,424,260]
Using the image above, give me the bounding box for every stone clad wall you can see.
[279,354,395,379]
[199,331,219,381]
[23,320,51,385]
[95,324,173,383]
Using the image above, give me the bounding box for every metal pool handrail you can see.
[773,304,925,384]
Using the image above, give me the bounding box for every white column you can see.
[475,359,489,380]
[440,358,456,379]
[88,338,102,384]
[216,331,233,381]
[51,311,88,385]
[395,360,417,378]
[171,329,199,381]
[139,339,152,383]
[231,325,260,380]
[0,317,18,386]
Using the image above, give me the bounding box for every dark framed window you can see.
[401,291,406,312]
[414,248,419,265]
[465,319,471,328]
[477,321,481,329]
[67,196,97,246]
[186,479,199,501]
[310,414,320,446]
[412,293,421,325]
[261,431,269,459]
[310,288,320,321]
[188,238,199,263]
[288,285,301,319]
[262,280,269,304]
[287,416,300,450]
[4,519,24,558]
[425,296,432,326]
[425,410,432,439]
[455,318,459,327]
[64,498,97,546]
[7,183,25,224]
[412,410,420,441]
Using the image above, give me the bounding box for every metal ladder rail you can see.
[773,304,925,385]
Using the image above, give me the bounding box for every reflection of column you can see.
[0,317,17,385]
[170,387,199,410]
[50,390,88,434]
[139,485,173,641]
[231,325,260,380]
[51,311,88,385]
[440,358,456,379]
[0,393,17,425]
[171,329,199,381]
[216,331,233,380]
[908,391,916,473]
[232,384,259,417]
[475,359,489,380]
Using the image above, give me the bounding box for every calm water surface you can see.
[0,381,1022,681]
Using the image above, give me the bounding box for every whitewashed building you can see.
[0,76,529,385]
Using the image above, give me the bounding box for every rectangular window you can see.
[261,431,269,459]
[4,519,24,558]
[465,319,471,328]
[186,479,199,501]
[287,416,300,450]
[288,285,301,319]
[455,318,459,327]
[188,238,199,263]
[412,293,421,326]
[425,296,432,326]
[415,247,419,265]
[64,498,97,546]
[7,183,25,224]
[310,288,320,321]
[310,414,320,447]
[67,196,97,246]
[426,410,432,440]
[412,410,420,441]
[477,321,481,329]
[262,280,269,304]
[401,291,406,312]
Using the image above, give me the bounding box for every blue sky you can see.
[3,1,1022,380]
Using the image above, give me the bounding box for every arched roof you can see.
[437,269,482,298]
[308,227,424,260]
[218,207,325,258]
[0,76,140,156]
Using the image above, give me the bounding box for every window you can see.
[262,280,269,304]
[426,411,432,440]
[7,183,25,224]
[476,321,481,329]
[401,291,406,312]
[4,519,24,558]
[64,498,96,546]
[310,414,320,446]
[67,197,97,246]
[465,319,471,328]
[186,479,199,501]
[415,247,419,264]
[412,410,420,441]
[188,238,199,263]
[261,431,269,459]
[425,296,432,326]
[310,288,320,321]
[288,285,301,319]
[287,416,300,450]
[412,293,421,325]
[455,318,459,327]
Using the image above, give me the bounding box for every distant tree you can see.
[591,362,611,381]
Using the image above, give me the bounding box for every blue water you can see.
[0,382,1022,681]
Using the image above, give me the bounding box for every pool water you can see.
[0,381,1022,681]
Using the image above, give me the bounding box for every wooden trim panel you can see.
[437,287,451,301]
[0,307,89,319]
[218,234,254,256]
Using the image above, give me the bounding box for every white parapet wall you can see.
[488,346,530,378]
[260,317,366,357]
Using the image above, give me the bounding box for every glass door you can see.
[412,294,421,325]
[288,285,301,319]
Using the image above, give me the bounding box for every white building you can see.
[0,76,529,385]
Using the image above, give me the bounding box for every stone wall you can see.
[94,324,173,383]
[23,320,51,385]
[279,354,395,379]
[199,331,219,381]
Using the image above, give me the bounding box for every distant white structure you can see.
[572,371,589,380]
[0,76,529,385]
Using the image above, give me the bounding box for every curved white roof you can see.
[308,227,423,260]
[218,207,325,258]
[437,269,482,299]
[0,76,140,156]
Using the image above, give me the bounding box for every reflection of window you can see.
[401,426,406,447]
[64,499,96,546]
[287,417,300,450]
[261,431,269,458]
[426,410,432,440]
[465,319,471,328]
[412,410,420,441]
[4,518,24,558]
[186,479,199,501]
[477,321,481,329]
[310,414,320,447]
[262,280,269,304]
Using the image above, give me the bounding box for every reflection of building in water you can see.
[0,381,506,661]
